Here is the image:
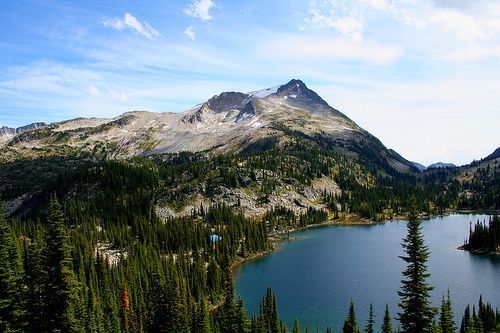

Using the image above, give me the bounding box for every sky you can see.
[1,0,499,166]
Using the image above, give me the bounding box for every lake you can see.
[234,214,500,331]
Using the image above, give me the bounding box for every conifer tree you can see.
[398,207,435,333]
[292,320,301,333]
[364,303,375,333]
[220,268,239,333]
[23,229,48,332]
[343,302,360,333]
[193,298,211,333]
[381,304,393,333]
[250,314,259,333]
[259,287,280,333]
[439,291,456,333]
[44,196,81,332]
[235,298,247,333]
[459,306,471,333]
[0,205,25,332]
[165,269,188,332]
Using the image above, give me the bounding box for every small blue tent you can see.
[210,234,221,243]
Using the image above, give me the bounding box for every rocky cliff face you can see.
[0,126,16,140]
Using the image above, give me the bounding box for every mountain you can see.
[483,147,500,161]
[0,79,416,175]
[427,162,457,169]
[411,161,427,172]
[0,126,16,141]
[0,122,46,143]
[455,149,500,210]
[1,79,434,218]
[0,79,497,219]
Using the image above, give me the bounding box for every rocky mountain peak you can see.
[205,91,248,113]
[16,122,46,133]
[0,122,47,143]
[278,78,307,91]
[0,126,16,136]
[276,79,327,105]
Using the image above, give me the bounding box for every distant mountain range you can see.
[2,80,496,178]
[0,122,46,143]
[427,162,457,170]
[411,161,467,172]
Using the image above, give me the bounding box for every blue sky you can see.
[1,0,499,165]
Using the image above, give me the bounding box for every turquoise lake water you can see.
[235,214,500,331]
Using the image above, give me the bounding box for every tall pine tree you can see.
[381,304,393,333]
[343,301,360,333]
[364,303,375,333]
[397,207,435,333]
[0,205,25,332]
[439,290,456,333]
[44,196,81,332]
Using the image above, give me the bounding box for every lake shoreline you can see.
[234,212,498,330]
[235,210,496,273]
[212,211,494,313]
[457,245,500,256]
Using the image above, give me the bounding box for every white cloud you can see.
[304,0,425,40]
[86,84,128,100]
[1,61,100,95]
[259,35,403,65]
[429,9,500,45]
[184,25,196,40]
[305,10,364,42]
[184,0,216,21]
[86,84,101,96]
[359,0,426,29]
[102,13,161,39]
[426,3,500,61]
[101,17,125,30]
[360,0,391,12]
[448,45,500,62]
[429,10,484,45]
[108,89,128,101]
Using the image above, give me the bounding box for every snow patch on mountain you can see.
[247,86,279,99]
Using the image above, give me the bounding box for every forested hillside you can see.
[0,103,498,332]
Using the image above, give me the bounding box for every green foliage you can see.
[343,302,360,333]
[456,162,500,210]
[463,215,500,253]
[0,142,498,332]
[44,196,81,332]
[0,205,25,332]
[439,290,456,333]
[397,207,435,333]
[382,304,393,333]
[364,303,375,333]
[459,297,500,333]
[292,320,301,333]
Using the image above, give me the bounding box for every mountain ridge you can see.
[1,80,498,219]
[0,122,46,143]
[0,79,416,175]
[427,162,457,169]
